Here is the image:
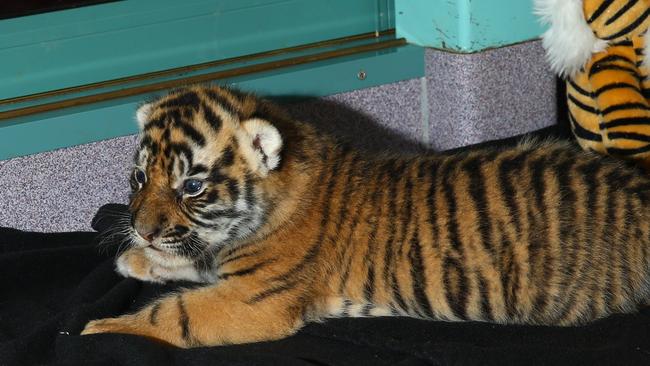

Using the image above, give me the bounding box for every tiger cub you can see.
[82,85,650,348]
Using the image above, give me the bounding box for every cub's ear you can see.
[135,103,153,130]
[237,118,283,177]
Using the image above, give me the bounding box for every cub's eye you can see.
[183,179,204,196]
[134,168,147,185]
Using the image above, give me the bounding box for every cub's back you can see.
[315,139,650,325]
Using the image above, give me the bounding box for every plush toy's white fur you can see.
[535,0,608,78]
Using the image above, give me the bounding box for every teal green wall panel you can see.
[396,0,544,52]
[0,45,424,160]
[0,0,395,100]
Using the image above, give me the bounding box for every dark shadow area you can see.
[280,97,431,155]
[0,0,119,20]
[555,76,572,137]
[278,96,566,158]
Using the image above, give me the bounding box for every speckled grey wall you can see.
[0,40,557,232]
[426,41,557,150]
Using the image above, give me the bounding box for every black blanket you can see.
[2,128,650,366]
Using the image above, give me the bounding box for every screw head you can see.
[357,70,367,80]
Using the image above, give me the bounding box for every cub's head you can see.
[127,86,284,257]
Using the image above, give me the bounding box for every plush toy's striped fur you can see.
[541,0,650,164]
[83,86,650,347]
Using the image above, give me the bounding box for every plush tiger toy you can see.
[82,85,650,348]
[536,0,650,166]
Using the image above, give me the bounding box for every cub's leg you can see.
[116,247,208,283]
[81,278,305,347]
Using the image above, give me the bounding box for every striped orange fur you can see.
[82,86,650,347]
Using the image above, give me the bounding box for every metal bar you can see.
[0,38,406,121]
[0,29,396,107]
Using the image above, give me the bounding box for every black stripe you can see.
[608,143,650,155]
[225,178,240,201]
[246,280,299,304]
[568,93,599,115]
[558,160,601,323]
[175,121,206,146]
[177,295,193,345]
[601,116,650,129]
[567,79,592,97]
[170,143,194,165]
[441,159,468,319]
[363,269,375,304]
[382,161,401,290]
[361,303,374,317]
[442,161,463,252]
[593,82,642,97]
[218,249,261,267]
[602,175,619,312]
[340,299,353,317]
[408,225,434,319]
[443,256,468,320]
[498,153,527,237]
[592,54,636,68]
[242,174,257,210]
[204,89,241,117]
[140,135,153,148]
[569,112,604,142]
[143,116,166,131]
[333,154,361,260]
[425,160,440,252]
[219,241,260,263]
[188,164,208,176]
[218,259,275,281]
[159,91,201,110]
[587,0,615,23]
[338,161,372,294]
[362,166,386,303]
[600,102,650,115]
[463,156,495,256]
[162,124,171,143]
[385,160,409,313]
[608,131,650,142]
[610,39,634,47]
[207,165,227,184]
[589,64,641,78]
[606,0,640,25]
[149,302,161,325]
[219,146,235,167]
[477,273,494,321]
[499,225,519,319]
[602,8,650,40]
[529,155,550,318]
[395,163,416,314]
[201,102,223,131]
[223,87,249,104]
[201,208,239,220]
[618,199,634,306]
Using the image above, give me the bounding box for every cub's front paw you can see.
[116,248,165,283]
